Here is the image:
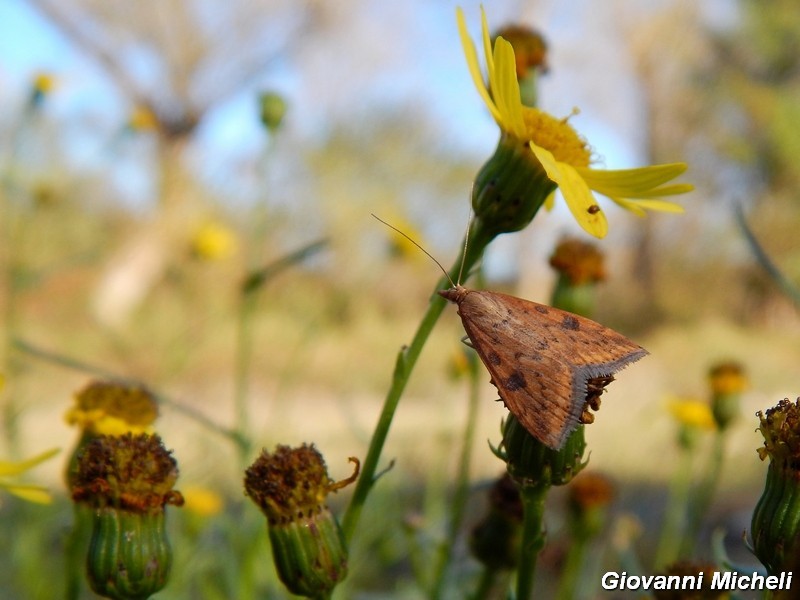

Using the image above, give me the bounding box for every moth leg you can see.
[460,335,475,349]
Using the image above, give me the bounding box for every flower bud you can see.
[500,415,587,489]
[470,473,523,570]
[244,444,358,598]
[72,433,183,600]
[258,91,287,133]
[708,361,747,431]
[751,398,800,575]
[472,134,557,241]
[566,472,614,540]
[549,237,606,317]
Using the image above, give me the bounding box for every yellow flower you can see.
[32,72,56,95]
[127,105,158,131]
[0,448,59,504]
[666,397,716,431]
[182,485,224,517]
[65,380,158,436]
[457,8,693,238]
[190,221,238,261]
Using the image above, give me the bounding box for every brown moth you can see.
[371,214,647,450]
[439,285,647,450]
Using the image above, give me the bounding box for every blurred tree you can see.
[24,0,315,325]
[699,0,800,321]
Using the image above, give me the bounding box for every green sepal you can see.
[86,507,172,600]
[751,463,800,574]
[268,506,348,598]
[472,134,556,240]
[503,416,587,488]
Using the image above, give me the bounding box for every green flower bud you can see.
[259,91,287,133]
[87,508,173,600]
[500,415,587,488]
[470,473,523,570]
[71,433,183,600]
[472,134,557,240]
[751,398,800,575]
[244,444,358,598]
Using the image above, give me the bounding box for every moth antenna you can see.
[456,210,473,286]
[371,214,456,288]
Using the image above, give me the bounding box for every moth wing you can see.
[456,290,647,449]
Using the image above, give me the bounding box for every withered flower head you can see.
[549,238,606,286]
[72,433,183,513]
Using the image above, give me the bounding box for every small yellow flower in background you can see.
[708,361,748,396]
[32,71,56,95]
[383,215,426,262]
[190,221,239,261]
[65,380,158,436]
[457,7,693,238]
[127,105,158,132]
[666,397,716,431]
[28,71,56,107]
[182,485,224,517]
[0,448,59,504]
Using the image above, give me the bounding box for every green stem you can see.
[516,483,549,600]
[681,432,726,557]
[654,446,694,568]
[555,536,587,600]
[470,567,499,600]
[233,239,327,463]
[429,352,481,598]
[341,223,492,543]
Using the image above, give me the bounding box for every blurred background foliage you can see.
[1,0,799,597]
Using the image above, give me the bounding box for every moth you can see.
[439,284,647,449]
[372,214,648,450]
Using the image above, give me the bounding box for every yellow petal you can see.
[457,8,501,123]
[0,448,59,477]
[480,7,495,87]
[576,163,690,198]
[2,483,53,504]
[544,190,556,211]
[530,142,608,238]
[611,197,686,214]
[630,183,694,198]
[491,37,527,138]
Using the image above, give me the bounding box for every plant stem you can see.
[515,483,549,600]
[681,432,726,557]
[654,447,694,568]
[555,536,588,600]
[341,223,492,543]
[470,568,499,600]
[429,351,481,598]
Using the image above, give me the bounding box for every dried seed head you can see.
[71,433,183,513]
[244,444,357,597]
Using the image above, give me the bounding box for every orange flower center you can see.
[522,108,591,168]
